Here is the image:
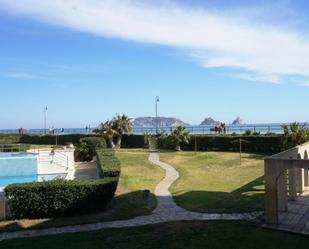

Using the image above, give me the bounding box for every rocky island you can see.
[133,117,189,127]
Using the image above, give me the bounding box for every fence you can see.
[0,123,308,135]
[0,144,30,153]
[132,123,303,135]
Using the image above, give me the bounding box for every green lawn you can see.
[0,149,164,232]
[1,221,308,249]
[160,151,265,213]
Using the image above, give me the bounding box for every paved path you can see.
[74,161,99,180]
[0,152,262,241]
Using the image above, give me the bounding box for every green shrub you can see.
[181,135,283,153]
[120,134,145,148]
[244,130,252,135]
[5,178,118,219]
[97,148,115,157]
[96,149,121,177]
[75,137,107,162]
[5,148,121,219]
[80,137,107,150]
[157,135,177,150]
[0,144,31,152]
[74,142,92,162]
[0,134,21,144]
[19,134,94,145]
[116,134,283,153]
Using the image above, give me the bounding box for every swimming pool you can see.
[0,173,67,189]
[0,152,67,189]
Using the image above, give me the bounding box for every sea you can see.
[0,123,308,135]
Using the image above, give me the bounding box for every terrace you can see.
[264,142,309,234]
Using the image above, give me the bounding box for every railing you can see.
[0,144,30,153]
[52,151,69,169]
[0,123,308,135]
[132,124,285,135]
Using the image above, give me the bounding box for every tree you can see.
[94,120,116,148]
[171,126,190,151]
[112,114,133,148]
[281,122,309,149]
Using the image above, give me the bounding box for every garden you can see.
[0,120,309,247]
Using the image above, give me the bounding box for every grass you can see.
[0,149,164,232]
[1,221,309,249]
[160,151,265,213]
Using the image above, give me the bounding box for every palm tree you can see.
[94,120,116,148]
[112,114,133,148]
[281,122,308,149]
[171,126,190,151]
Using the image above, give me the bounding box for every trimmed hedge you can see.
[0,144,31,152]
[96,149,121,177]
[80,137,107,150]
[118,134,283,153]
[5,148,120,219]
[2,133,283,153]
[75,137,107,162]
[0,134,21,144]
[97,148,115,157]
[19,134,94,145]
[181,135,283,153]
[5,178,118,218]
[120,134,145,148]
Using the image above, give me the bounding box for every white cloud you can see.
[232,73,281,84]
[1,0,309,84]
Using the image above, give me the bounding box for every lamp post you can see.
[155,96,159,135]
[44,106,48,134]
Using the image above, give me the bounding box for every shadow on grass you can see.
[174,176,265,213]
[0,190,156,233]
[242,153,271,160]
[0,175,265,233]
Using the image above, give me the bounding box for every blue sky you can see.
[1,0,309,129]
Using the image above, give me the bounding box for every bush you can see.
[75,137,107,162]
[74,142,92,162]
[81,137,107,151]
[120,134,145,148]
[5,178,118,218]
[0,134,21,144]
[0,144,31,152]
[157,135,177,150]
[244,130,252,135]
[5,148,120,219]
[96,149,121,177]
[117,134,283,153]
[19,134,94,145]
[180,135,283,153]
[97,148,115,157]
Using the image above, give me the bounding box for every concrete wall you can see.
[264,142,309,224]
[55,149,75,170]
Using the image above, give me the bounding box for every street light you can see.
[44,106,48,134]
[155,96,159,135]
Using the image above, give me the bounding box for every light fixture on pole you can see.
[155,96,159,135]
[44,106,48,134]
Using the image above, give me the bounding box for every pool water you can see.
[0,152,37,158]
[0,152,67,189]
[0,174,67,189]
[0,152,38,179]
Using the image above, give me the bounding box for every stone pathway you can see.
[74,161,99,180]
[0,152,262,241]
